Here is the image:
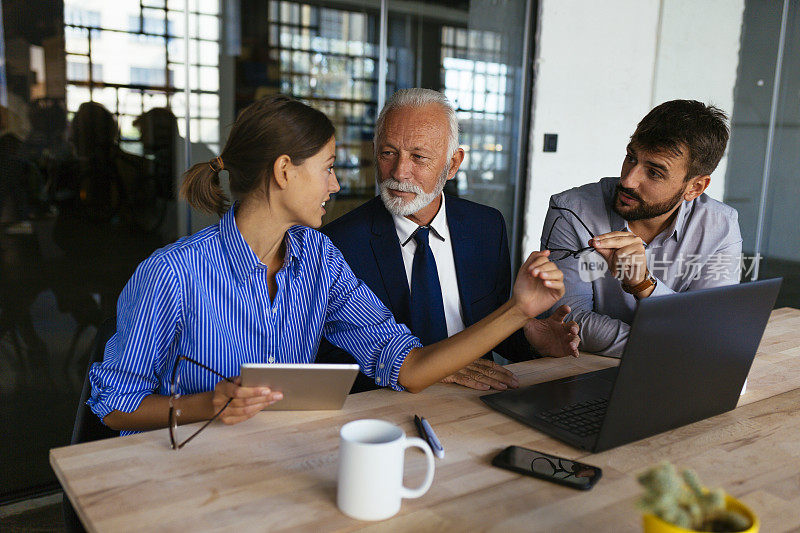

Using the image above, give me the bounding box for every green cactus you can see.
[636,462,751,532]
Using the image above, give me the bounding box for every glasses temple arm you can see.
[177,354,236,384]
[174,397,233,450]
[548,205,596,239]
[544,214,565,250]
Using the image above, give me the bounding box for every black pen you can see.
[414,414,444,459]
[413,414,428,445]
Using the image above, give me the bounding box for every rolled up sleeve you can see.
[322,242,422,391]
[88,256,182,420]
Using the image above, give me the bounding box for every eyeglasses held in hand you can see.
[544,205,597,261]
[169,355,235,450]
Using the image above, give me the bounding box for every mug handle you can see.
[399,437,435,499]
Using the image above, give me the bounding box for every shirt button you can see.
[268,356,275,363]
[379,363,385,369]
[375,377,381,383]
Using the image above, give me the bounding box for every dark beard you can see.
[612,184,685,221]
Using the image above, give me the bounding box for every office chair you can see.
[63,316,118,533]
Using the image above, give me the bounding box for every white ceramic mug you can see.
[337,419,435,521]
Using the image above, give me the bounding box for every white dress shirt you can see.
[391,194,467,338]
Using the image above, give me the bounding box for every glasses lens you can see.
[531,457,557,477]
[169,401,179,449]
[169,361,183,448]
[170,395,193,450]
[575,248,597,260]
[550,250,571,261]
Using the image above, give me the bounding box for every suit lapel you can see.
[446,197,478,326]
[369,201,412,327]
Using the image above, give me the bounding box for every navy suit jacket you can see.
[316,195,533,392]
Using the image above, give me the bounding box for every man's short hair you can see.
[374,88,460,158]
[631,99,729,180]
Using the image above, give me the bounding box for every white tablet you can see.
[240,363,360,410]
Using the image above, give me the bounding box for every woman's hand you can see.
[212,377,283,425]
[511,251,566,319]
[397,251,566,394]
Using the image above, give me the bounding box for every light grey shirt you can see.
[542,177,742,357]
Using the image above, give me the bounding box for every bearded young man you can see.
[315,88,580,392]
[543,99,742,357]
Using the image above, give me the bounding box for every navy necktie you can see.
[409,226,448,346]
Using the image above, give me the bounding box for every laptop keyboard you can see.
[535,398,608,437]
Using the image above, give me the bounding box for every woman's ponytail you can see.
[179,95,334,217]
[180,160,229,217]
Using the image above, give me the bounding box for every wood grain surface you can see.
[51,308,800,532]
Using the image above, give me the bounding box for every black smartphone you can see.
[491,446,602,490]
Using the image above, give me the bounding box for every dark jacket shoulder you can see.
[443,194,505,225]
[323,197,381,233]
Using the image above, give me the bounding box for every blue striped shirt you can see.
[88,206,422,433]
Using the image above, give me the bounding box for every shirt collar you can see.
[391,193,449,246]
[283,227,303,277]
[667,199,689,241]
[219,205,302,284]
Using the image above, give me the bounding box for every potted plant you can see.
[636,462,759,533]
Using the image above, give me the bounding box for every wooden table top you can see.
[51,308,800,532]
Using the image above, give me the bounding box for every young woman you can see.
[89,95,565,434]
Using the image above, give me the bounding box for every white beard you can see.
[379,165,449,217]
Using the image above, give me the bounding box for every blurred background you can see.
[0,0,797,523]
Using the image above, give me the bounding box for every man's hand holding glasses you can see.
[588,232,655,298]
[545,204,655,298]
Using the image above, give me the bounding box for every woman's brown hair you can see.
[181,94,335,216]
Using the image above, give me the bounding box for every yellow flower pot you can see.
[642,495,759,533]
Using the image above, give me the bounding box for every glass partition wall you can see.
[3,0,798,509]
[725,0,800,308]
[0,0,534,502]
[245,0,533,254]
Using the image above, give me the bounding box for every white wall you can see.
[522,0,745,254]
[651,0,745,200]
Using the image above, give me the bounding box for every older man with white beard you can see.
[315,88,580,392]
